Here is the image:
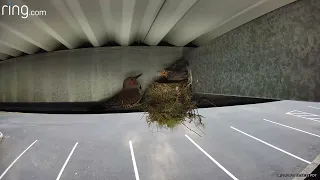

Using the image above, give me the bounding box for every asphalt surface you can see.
[0,100,320,180]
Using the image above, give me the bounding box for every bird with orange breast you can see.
[157,63,190,82]
[101,73,143,109]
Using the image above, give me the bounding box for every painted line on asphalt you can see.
[56,142,78,180]
[293,153,320,180]
[286,110,320,123]
[129,141,140,180]
[262,119,320,138]
[0,140,38,179]
[230,126,311,164]
[308,106,320,110]
[185,135,239,180]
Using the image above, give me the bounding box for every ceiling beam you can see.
[51,0,86,43]
[144,0,198,45]
[0,43,22,57]
[13,0,79,49]
[138,0,165,41]
[0,53,10,60]
[65,0,101,47]
[0,22,54,51]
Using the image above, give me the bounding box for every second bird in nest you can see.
[158,65,189,82]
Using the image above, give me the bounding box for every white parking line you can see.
[129,141,140,180]
[262,119,320,138]
[286,110,320,123]
[185,135,239,180]
[230,127,311,164]
[308,106,320,110]
[0,140,38,180]
[56,142,78,180]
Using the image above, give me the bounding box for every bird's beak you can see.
[133,73,143,79]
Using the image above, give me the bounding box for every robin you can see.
[94,73,143,110]
[158,65,189,81]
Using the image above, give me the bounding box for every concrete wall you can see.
[186,0,320,101]
[0,47,192,102]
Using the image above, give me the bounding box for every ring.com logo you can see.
[1,2,46,19]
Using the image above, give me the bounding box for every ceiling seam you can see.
[142,0,167,42]
[163,0,201,46]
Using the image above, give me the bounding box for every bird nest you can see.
[140,82,203,132]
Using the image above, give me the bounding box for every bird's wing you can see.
[120,88,142,104]
[102,88,141,108]
[167,70,189,81]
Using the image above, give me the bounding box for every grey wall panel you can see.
[0,47,192,102]
[186,0,320,101]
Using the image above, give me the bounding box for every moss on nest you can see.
[140,82,203,131]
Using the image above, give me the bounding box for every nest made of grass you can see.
[140,82,202,129]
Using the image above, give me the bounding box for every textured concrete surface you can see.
[0,101,320,180]
[0,46,192,102]
[186,0,320,101]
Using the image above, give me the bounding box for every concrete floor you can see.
[0,100,320,180]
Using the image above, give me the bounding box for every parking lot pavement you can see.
[0,100,320,180]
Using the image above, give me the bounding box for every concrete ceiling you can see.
[0,0,296,61]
